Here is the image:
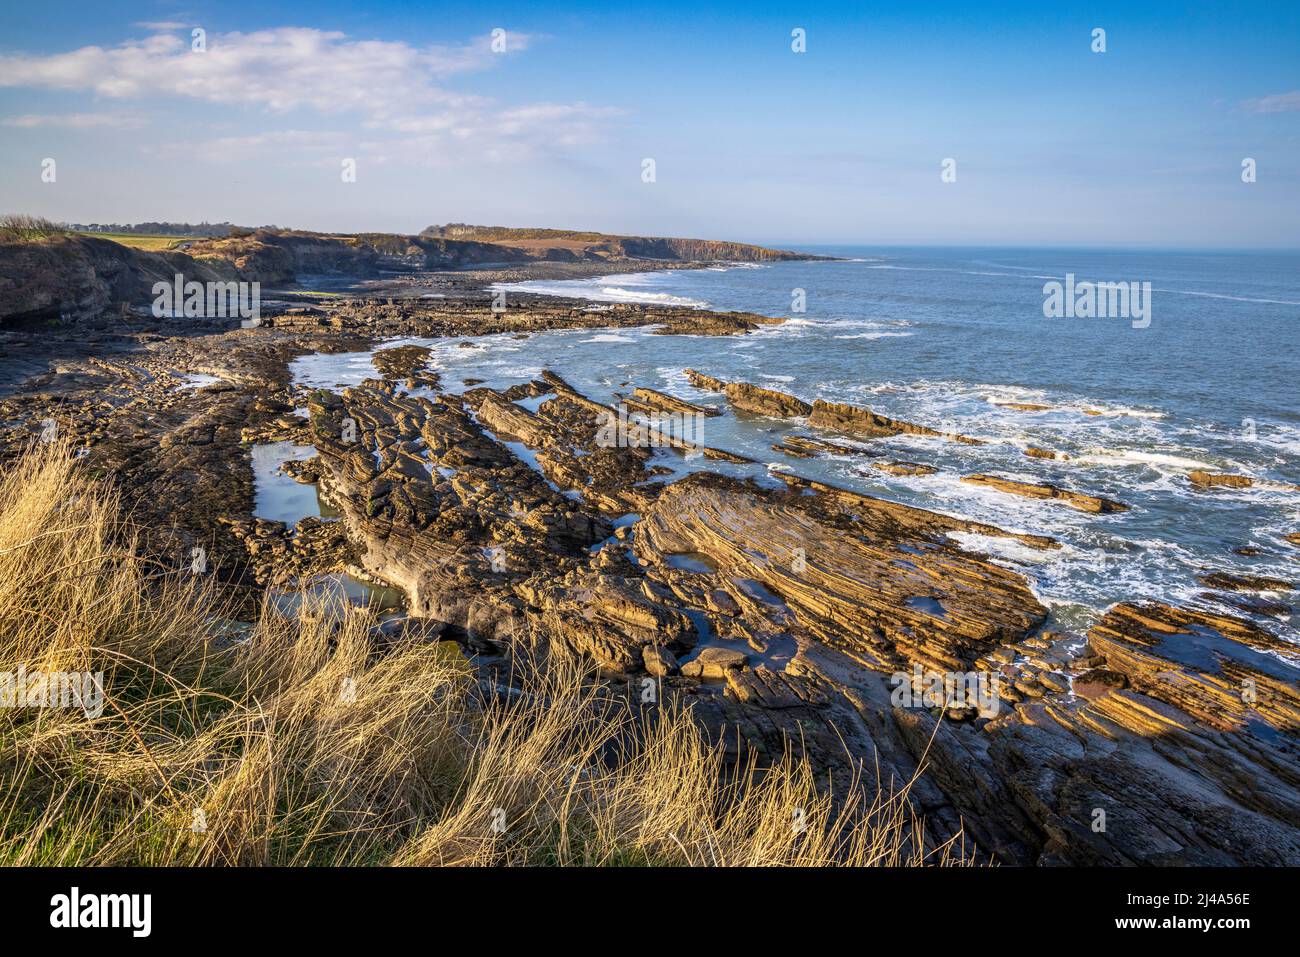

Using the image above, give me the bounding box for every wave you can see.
[833,331,915,340]
[1071,448,1217,471]
[490,276,709,309]
[1153,288,1300,306]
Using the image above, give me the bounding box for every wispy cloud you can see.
[1241,91,1300,114]
[143,129,352,163]
[2,112,147,129]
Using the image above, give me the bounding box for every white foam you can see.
[1072,448,1217,472]
[490,274,709,309]
[833,331,915,340]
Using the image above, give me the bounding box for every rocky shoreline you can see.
[1,265,1298,866]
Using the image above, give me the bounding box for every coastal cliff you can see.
[0,224,825,323]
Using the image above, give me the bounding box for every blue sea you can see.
[294,247,1300,638]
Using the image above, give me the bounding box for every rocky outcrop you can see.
[1024,446,1066,460]
[9,278,1300,868]
[1189,470,1253,489]
[776,472,1061,550]
[676,370,812,417]
[683,369,726,392]
[1200,571,1295,593]
[874,461,937,476]
[809,399,984,445]
[1086,602,1300,733]
[961,474,1129,513]
[772,435,872,458]
[626,387,720,418]
[636,473,1048,673]
[724,382,812,418]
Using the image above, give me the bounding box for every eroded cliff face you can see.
[0,231,379,323]
[422,224,831,262]
[0,226,823,325]
[0,235,230,322]
[180,231,380,283]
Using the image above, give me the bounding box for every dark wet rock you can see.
[1199,571,1295,593]
[772,435,872,458]
[1201,592,1293,618]
[1075,668,1129,689]
[371,344,439,389]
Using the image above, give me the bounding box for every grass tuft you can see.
[0,440,971,866]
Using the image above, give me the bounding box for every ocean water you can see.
[293,247,1300,639]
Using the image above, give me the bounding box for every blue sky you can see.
[1,1,1297,247]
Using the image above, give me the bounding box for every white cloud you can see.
[0,26,616,165]
[0,27,526,114]
[1241,91,1300,114]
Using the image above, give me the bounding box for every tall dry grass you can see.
[0,213,65,243]
[0,440,969,866]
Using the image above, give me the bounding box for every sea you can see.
[291,246,1300,638]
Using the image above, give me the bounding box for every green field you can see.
[75,231,195,251]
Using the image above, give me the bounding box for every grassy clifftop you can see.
[422,223,829,262]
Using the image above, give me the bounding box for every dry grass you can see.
[0,440,970,866]
[0,213,66,242]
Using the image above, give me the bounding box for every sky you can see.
[0,1,1297,248]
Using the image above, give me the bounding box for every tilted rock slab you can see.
[809,399,985,445]
[635,473,1048,673]
[962,473,1128,513]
